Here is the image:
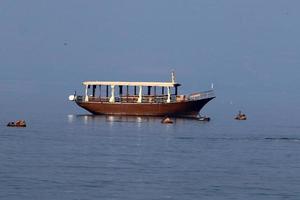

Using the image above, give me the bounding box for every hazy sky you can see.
[0,1,299,116]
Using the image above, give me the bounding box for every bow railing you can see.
[188,90,215,101]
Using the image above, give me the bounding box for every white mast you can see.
[171,71,175,83]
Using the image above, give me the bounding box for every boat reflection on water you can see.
[67,114,211,127]
[68,114,172,124]
[67,114,74,123]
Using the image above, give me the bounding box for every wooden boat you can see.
[7,120,26,127]
[69,72,215,118]
[198,116,210,121]
[235,111,247,120]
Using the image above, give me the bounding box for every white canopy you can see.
[82,81,181,87]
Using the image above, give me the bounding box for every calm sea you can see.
[1,110,300,200]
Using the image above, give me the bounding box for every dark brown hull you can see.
[76,97,215,118]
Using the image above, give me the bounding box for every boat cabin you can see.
[78,79,182,104]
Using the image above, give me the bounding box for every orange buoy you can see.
[161,117,174,124]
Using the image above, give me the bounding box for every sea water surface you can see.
[1,111,300,200]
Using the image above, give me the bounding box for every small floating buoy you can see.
[161,117,173,124]
[7,120,26,127]
[235,111,247,120]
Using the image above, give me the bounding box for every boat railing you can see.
[76,95,178,103]
[188,90,215,101]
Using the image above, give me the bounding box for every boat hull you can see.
[76,97,215,118]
